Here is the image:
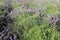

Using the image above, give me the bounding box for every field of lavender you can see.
[0,0,60,40]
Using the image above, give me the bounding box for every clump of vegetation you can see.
[13,12,59,40]
[0,0,60,40]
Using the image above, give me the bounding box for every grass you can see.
[0,0,60,40]
[12,1,60,40]
[13,12,58,40]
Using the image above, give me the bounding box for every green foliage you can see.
[12,3,20,9]
[26,2,41,10]
[0,4,6,15]
[12,1,60,40]
[45,2,57,15]
[0,0,60,40]
[13,12,58,40]
[25,24,58,40]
